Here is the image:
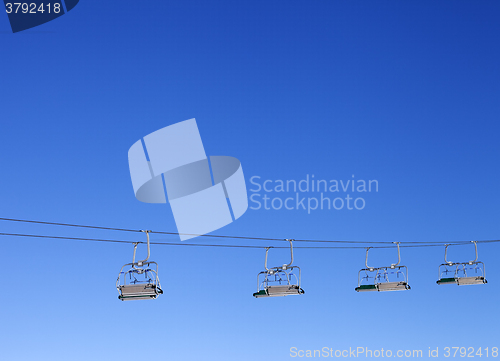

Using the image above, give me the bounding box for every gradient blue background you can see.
[1,1,499,360]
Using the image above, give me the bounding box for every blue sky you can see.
[1,1,500,360]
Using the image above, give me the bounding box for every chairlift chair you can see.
[253,239,305,298]
[355,243,411,292]
[437,242,487,286]
[116,230,163,300]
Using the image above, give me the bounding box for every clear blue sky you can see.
[1,1,500,360]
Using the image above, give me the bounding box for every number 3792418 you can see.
[444,347,498,358]
[5,3,61,14]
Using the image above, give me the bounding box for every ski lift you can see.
[355,243,410,292]
[116,230,163,300]
[253,239,305,298]
[437,242,487,286]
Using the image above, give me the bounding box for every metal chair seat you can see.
[355,284,378,292]
[118,283,162,301]
[456,276,487,285]
[437,277,457,285]
[376,281,410,291]
[254,285,305,298]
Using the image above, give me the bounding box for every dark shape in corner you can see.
[64,0,79,12]
[4,0,79,33]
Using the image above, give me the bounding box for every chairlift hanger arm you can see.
[264,239,295,271]
[264,247,271,271]
[365,247,373,271]
[443,241,479,266]
[390,242,401,268]
[286,239,294,268]
[444,244,453,265]
[470,241,478,264]
[133,230,151,269]
[364,243,401,270]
